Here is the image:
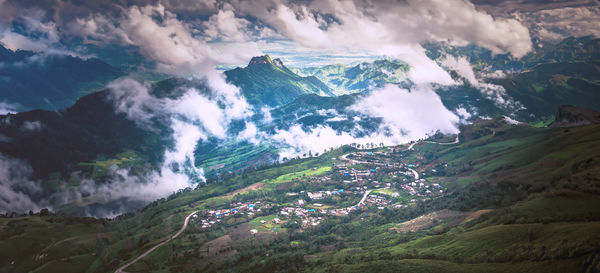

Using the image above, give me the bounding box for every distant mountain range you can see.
[425,36,600,71]
[0,45,123,111]
[291,59,410,94]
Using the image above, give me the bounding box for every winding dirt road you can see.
[409,135,459,150]
[115,210,198,273]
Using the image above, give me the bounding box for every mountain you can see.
[495,61,600,121]
[425,36,600,72]
[0,45,123,111]
[0,90,171,180]
[549,105,600,127]
[2,112,599,272]
[0,76,279,215]
[224,55,335,107]
[292,59,410,94]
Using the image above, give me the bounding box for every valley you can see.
[2,115,599,272]
[1,2,600,271]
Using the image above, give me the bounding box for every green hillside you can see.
[498,61,600,119]
[225,55,335,107]
[2,111,599,272]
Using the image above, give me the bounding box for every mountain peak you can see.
[272,58,285,68]
[248,55,273,65]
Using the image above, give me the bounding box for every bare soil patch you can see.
[224,183,266,198]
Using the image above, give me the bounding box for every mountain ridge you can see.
[0,45,123,111]
[225,55,335,107]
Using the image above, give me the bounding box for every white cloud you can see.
[0,101,18,115]
[237,122,262,144]
[0,154,43,214]
[69,4,262,75]
[441,55,525,111]
[521,6,600,42]
[455,107,472,123]
[234,0,532,85]
[441,55,478,86]
[272,84,461,158]
[272,125,357,159]
[0,8,64,53]
[351,84,460,140]
[326,116,346,122]
[261,107,273,123]
[107,78,160,128]
[0,29,49,52]
[203,7,252,42]
[503,115,521,125]
[165,119,206,170]
[21,120,44,132]
[49,166,195,218]
[166,90,227,138]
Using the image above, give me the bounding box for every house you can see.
[273,218,281,224]
[250,229,258,234]
[307,192,323,199]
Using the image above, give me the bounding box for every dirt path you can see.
[339,153,368,164]
[224,183,266,198]
[342,190,371,211]
[409,135,459,150]
[408,168,419,180]
[114,210,198,273]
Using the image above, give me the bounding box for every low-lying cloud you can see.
[441,55,525,113]
[0,154,43,214]
[271,84,460,158]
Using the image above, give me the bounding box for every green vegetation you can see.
[224,55,335,107]
[262,166,332,185]
[2,118,599,272]
[292,59,409,94]
[2,36,600,272]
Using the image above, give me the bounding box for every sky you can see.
[0,0,598,68]
[0,0,598,216]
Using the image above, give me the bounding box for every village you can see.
[190,146,449,232]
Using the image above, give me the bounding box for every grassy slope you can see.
[303,123,600,273]
[225,62,334,107]
[1,123,599,272]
